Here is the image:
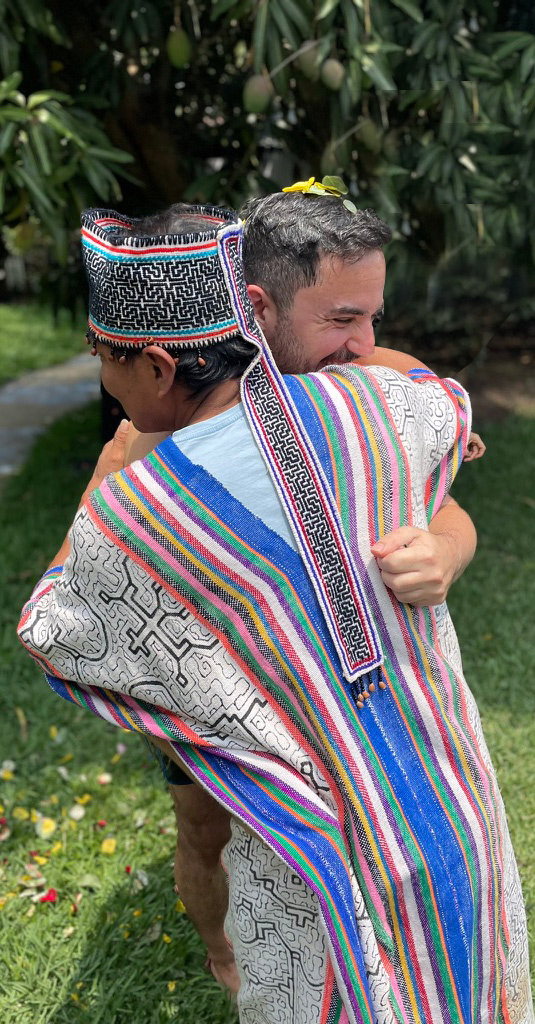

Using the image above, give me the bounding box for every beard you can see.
[267,314,355,375]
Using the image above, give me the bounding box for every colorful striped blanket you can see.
[18,358,532,1024]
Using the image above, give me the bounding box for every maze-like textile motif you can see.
[80,206,263,347]
[243,350,382,684]
[22,509,332,796]
[83,242,238,343]
[224,821,328,1024]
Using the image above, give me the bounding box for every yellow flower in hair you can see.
[282,175,357,213]
[282,177,317,194]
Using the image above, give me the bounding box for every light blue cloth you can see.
[171,404,296,549]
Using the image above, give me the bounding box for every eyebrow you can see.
[327,305,384,317]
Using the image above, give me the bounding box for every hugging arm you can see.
[359,347,477,606]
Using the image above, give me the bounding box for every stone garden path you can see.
[0,354,100,497]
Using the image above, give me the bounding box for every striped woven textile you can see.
[18,361,532,1024]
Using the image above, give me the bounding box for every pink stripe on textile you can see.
[94,477,330,744]
[356,370,409,530]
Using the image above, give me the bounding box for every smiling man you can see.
[122,193,483,994]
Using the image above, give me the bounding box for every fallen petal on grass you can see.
[69,805,86,821]
[40,888,58,903]
[35,816,57,839]
[101,837,117,855]
[13,807,30,821]
[98,772,112,785]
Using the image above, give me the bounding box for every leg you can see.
[169,780,239,993]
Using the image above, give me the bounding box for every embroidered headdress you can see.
[81,205,262,350]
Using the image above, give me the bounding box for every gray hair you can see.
[241,192,392,312]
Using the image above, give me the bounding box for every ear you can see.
[247,284,279,335]
[143,345,177,397]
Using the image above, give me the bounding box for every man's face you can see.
[265,250,386,374]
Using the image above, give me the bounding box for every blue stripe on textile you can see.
[152,440,477,1004]
[44,669,374,1023]
[82,238,218,261]
[284,374,337,494]
[89,316,237,339]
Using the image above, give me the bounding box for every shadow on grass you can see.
[44,856,238,1024]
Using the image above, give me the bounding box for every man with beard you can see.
[123,189,482,993]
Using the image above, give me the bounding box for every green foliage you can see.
[0,0,533,320]
[0,71,133,257]
[0,302,85,386]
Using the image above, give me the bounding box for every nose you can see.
[346,321,376,359]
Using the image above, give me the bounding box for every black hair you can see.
[241,192,392,312]
[91,203,257,394]
[135,204,220,237]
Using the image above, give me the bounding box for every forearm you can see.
[428,496,477,585]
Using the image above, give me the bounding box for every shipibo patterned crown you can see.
[81,205,262,350]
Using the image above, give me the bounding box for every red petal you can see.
[40,888,58,904]
[125,865,131,874]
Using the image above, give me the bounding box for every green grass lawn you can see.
[0,403,533,1020]
[0,303,86,387]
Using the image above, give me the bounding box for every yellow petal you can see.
[101,837,117,855]
[163,933,172,943]
[1,770,14,781]
[282,177,316,194]
[35,817,57,839]
[167,980,177,993]
[13,806,30,821]
[75,794,92,805]
[50,841,63,854]
[174,898,186,913]
[33,855,48,866]
[49,725,58,741]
